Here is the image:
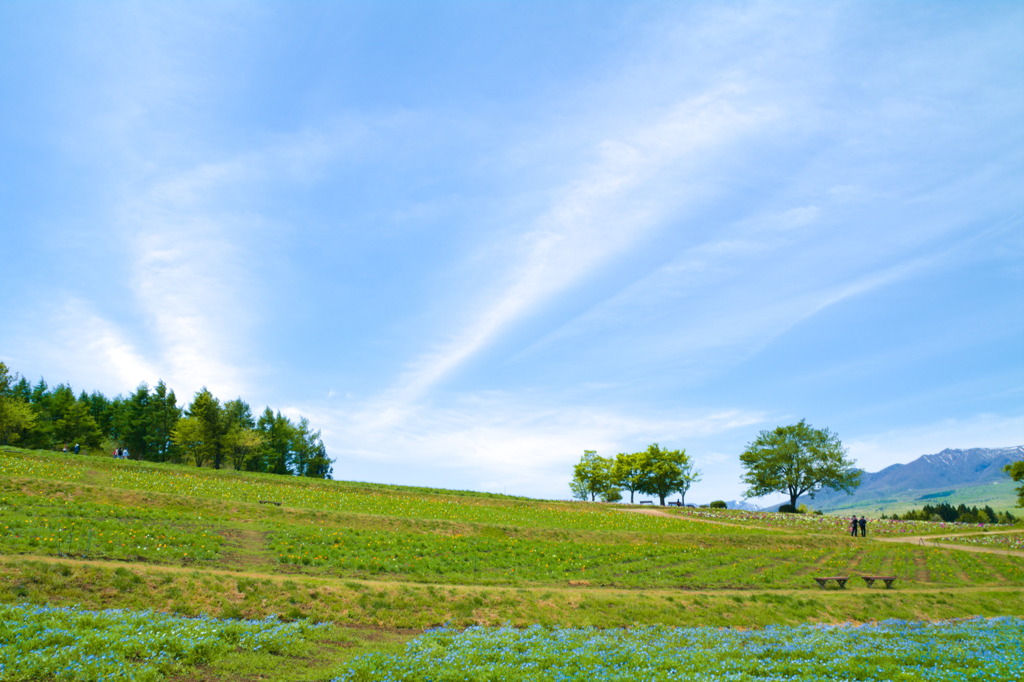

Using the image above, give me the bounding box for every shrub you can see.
[777,504,797,514]
[709,501,727,509]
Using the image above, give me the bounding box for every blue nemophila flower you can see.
[335,618,1024,682]
[0,602,326,681]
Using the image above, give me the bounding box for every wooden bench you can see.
[813,576,849,589]
[638,500,653,505]
[861,575,897,589]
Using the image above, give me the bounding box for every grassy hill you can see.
[2,446,1023,681]
[801,479,1020,517]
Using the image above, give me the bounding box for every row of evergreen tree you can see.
[881,502,1017,525]
[0,362,331,479]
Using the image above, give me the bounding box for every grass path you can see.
[6,551,1024,598]
[616,506,791,531]
[621,506,1024,558]
[875,535,1024,558]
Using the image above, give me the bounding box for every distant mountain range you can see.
[724,500,761,511]
[791,445,1023,515]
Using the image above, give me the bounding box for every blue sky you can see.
[2,1,1022,503]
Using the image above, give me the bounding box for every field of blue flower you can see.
[5,600,1022,682]
[0,602,323,681]
[336,617,1024,682]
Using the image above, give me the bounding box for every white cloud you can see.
[301,391,766,500]
[383,85,778,410]
[16,299,159,397]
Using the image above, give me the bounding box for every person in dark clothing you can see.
[850,516,858,537]
[858,516,867,537]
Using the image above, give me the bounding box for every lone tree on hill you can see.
[739,420,861,509]
[1007,460,1024,508]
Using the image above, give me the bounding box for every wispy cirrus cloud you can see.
[16,299,160,395]
[378,85,779,414]
[18,3,348,401]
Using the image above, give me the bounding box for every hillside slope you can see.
[0,446,1021,624]
[2,445,1024,679]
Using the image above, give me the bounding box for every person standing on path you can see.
[859,516,867,537]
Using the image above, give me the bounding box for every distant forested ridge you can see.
[882,502,1016,525]
[0,362,331,479]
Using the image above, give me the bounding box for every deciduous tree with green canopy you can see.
[171,417,209,467]
[1007,460,1024,508]
[570,450,616,502]
[635,443,699,506]
[0,363,36,445]
[740,420,861,509]
[612,451,646,504]
[674,456,702,506]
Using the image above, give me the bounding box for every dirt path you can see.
[886,529,1024,539]
[874,535,1024,558]
[619,507,1024,557]
[616,506,788,531]
[5,552,1023,598]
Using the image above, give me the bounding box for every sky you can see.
[2,1,1022,504]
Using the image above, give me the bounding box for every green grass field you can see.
[2,446,1023,680]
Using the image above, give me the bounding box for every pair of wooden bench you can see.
[813,575,897,589]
